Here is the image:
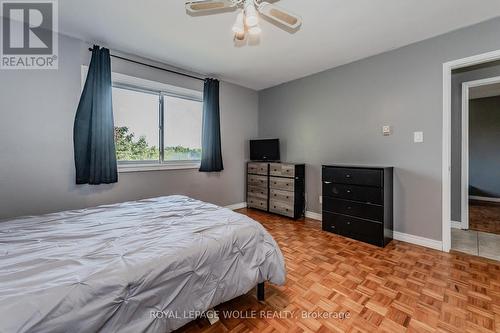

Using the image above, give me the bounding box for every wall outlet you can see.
[414,131,424,143]
[382,125,392,136]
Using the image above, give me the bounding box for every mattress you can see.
[0,195,286,332]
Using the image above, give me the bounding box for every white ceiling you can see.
[470,82,500,99]
[58,0,500,90]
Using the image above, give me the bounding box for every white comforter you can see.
[0,195,286,332]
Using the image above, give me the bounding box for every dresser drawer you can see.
[323,197,383,222]
[248,174,268,187]
[269,200,294,218]
[340,215,383,247]
[248,162,268,175]
[247,196,268,210]
[323,182,383,205]
[270,177,294,191]
[323,167,382,187]
[322,212,383,246]
[248,186,267,200]
[322,211,342,234]
[269,163,295,178]
[270,188,294,204]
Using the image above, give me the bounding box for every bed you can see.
[0,195,286,332]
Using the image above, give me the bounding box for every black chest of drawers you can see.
[322,165,393,247]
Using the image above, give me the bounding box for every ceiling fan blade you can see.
[185,0,236,13]
[258,2,302,30]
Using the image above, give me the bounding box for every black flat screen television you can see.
[250,139,280,161]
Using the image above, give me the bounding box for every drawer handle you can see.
[323,181,332,184]
[345,174,351,178]
[331,225,335,229]
[274,194,276,196]
[346,189,351,193]
[274,206,276,208]
[347,221,351,225]
[286,196,289,199]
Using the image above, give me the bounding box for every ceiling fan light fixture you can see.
[248,24,262,36]
[185,0,302,43]
[244,0,259,27]
[234,31,246,41]
[232,11,245,35]
[258,2,302,29]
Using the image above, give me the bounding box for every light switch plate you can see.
[382,125,392,136]
[414,131,424,143]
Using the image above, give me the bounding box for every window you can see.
[113,87,160,162]
[163,95,202,161]
[112,83,203,171]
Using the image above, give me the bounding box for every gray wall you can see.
[450,62,500,221]
[259,17,500,241]
[0,33,259,219]
[469,96,500,197]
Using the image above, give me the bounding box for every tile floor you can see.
[451,228,500,261]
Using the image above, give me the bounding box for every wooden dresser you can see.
[322,165,393,247]
[247,162,305,219]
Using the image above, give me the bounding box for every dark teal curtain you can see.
[73,45,118,184]
[199,78,224,172]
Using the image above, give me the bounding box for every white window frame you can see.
[81,66,203,172]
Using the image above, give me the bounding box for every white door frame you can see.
[442,49,500,252]
[461,75,500,230]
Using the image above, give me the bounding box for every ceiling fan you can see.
[185,0,302,41]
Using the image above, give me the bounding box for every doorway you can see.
[451,77,500,260]
[442,50,500,254]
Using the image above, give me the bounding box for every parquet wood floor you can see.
[175,208,500,333]
[469,200,500,235]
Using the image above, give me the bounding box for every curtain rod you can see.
[87,48,205,82]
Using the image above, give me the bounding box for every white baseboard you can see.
[469,195,500,203]
[305,216,443,251]
[225,202,247,210]
[393,231,443,251]
[451,221,463,229]
[305,211,322,221]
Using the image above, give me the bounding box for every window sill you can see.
[118,162,201,173]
